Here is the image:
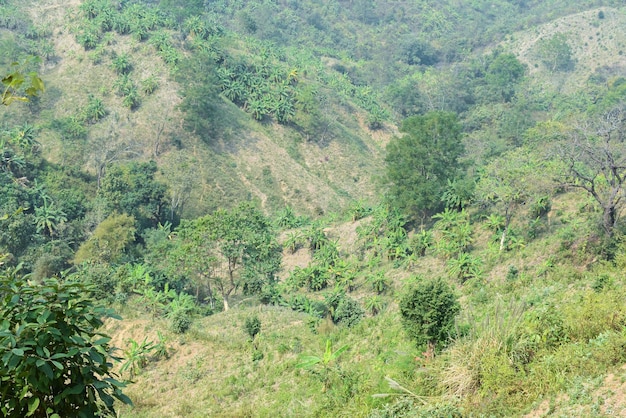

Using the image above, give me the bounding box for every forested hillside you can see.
[3,0,626,416]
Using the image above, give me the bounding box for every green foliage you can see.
[244,315,261,340]
[141,75,158,95]
[333,296,364,328]
[483,213,506,233]
[164,291,197,333]
[347,199,372,221]
[275,206,308,229]
[302,223,329,252]
[82,94,107,123]
[34,196,67,237]
[385,111,464,219]
[368,272,389,294]
[399,277,460,350]
[557,105,626,238]
[477,146,552,250]
[172,203,281,309]
[363,295,386,316]
[529,195,552,219]
[296,339,349,391]
[169,310,192,334]
[482,52,527,102]
[357,204,409,261]
[409,230,433,257]
[522,304,568,351]
[111,53,132,75]
[433,209,473,259]
[176,51,221,141]
[0,269,131,416]
[74,213,136,265]
[535,33,575,72]
[369,397,462,418]
[305,265,330,291]
[120,337,155,380]
[76,24,101,50]
[1,58,44,106]
[441,178,475,211]
[99,161,168,229]
[283,231,305,254]
[121,88,140,110]
[447,252,483,283]
[215,53,299,124]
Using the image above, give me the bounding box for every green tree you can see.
[476,146,552,251]
[174,203,281,311]
[74,213,136,265]
[177,51,221,142]
[535,33,574,72]
[0,268,131,416]
[385,111,464,221]
[98,161,168,229]
[399,277,460,351]
[483,52,526,102]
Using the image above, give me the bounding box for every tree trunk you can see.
[499,227,508,252]
[604,205,617,237]
[500,209,512,252]
[223,297,229,311]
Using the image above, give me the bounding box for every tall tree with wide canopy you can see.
[385,111,464,221]
[170,203,281,311]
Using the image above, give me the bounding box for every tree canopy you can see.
[385,111,464,221]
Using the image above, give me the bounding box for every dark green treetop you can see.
[385,111,464,221]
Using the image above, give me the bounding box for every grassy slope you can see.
[105,187,626,417]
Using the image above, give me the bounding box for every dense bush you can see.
[333,297,364,328]
[399,277,460,350]
[169,310,192,334]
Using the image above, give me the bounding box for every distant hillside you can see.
[504,7,626,93]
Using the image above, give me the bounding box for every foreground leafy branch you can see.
[0,267,131,417]
[1,59,45,106]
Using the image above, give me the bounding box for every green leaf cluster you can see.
[399,277,460,350]
[0,269,130,417]
[1,59,44,106]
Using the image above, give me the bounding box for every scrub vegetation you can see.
[3,0,626,416]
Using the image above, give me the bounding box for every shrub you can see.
[244,315,261,340]
[169,310,192,334]
[252,350,264,362]
[259,284,284,305]
[399,277,460,350]
[529,195,551,219]
[333,297,364,328]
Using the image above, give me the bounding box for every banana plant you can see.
[296,339,349,391]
